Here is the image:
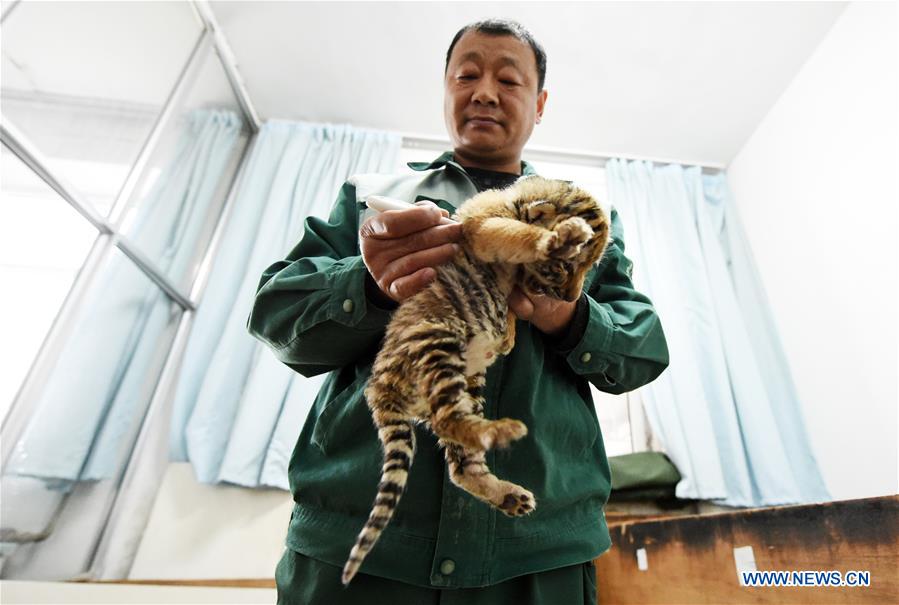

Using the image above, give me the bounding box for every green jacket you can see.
[247,152,669,589]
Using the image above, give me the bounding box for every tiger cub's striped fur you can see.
[341,176,610,585]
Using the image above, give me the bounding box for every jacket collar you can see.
[407,151,538,177]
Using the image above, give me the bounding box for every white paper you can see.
[733,545,757,584]
[636,547,648,571]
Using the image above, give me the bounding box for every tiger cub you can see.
[342,175,610,584]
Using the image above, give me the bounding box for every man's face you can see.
[444,31,547,168]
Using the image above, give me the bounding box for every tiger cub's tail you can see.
[341,417,415,585]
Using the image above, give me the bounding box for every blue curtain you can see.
[169,121,400,489]
[606,159,830,506]
[5,110,245,484]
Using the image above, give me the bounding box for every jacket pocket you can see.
[531,369,599,460]
[311,371,372,455]
[563,376,600,456]
[577,382,600,454]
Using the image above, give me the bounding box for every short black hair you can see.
[445,19,547,92]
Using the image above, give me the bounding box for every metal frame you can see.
[0,103,199,462]
[0,0,21,23]
[1,120,111,234]
[86,1,264,579]
[83,304,196,577]
[87,132,259,579]
[188,133,259,301]
[0,228,112,459]
[0,119,196,309]
[82,7,263,571]
[106,31,209,227]
[0,0,263,579]
[192,0,262,132]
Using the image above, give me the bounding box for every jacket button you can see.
[342,299,354,313]
[580,351,592,363]
[439,559,456,575]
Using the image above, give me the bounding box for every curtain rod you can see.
[399,132,725,174]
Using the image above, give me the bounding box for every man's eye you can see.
[458,75,476,81]
[501,80,520,86]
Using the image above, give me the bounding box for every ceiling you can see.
[209,1,848,167]
[1,1,201,107]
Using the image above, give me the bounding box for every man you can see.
[248,19,668,604]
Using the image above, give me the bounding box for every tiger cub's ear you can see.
[525,200,556,223]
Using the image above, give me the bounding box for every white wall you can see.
[0,581,276,604]
[727,1,898,501]
[129,464,291,580]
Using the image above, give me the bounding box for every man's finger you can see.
[384,223,462,260]
[414,200,451,219]
[389,267,436,300]
[508,287,535,319]
[366,223,463,265]
[381,243,459,286]
[361,205,444,239]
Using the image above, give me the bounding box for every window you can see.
[0,2,255,579]
[0,146,97,422]
[114,38,252,291]
[1,0,202,215]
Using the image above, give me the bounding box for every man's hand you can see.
[361,201,463,302]
[508,286,578,336]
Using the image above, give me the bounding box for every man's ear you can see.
[536,89,548,124]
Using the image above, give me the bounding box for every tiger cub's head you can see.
[513,176,611,302]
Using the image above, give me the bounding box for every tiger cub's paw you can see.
[547,217,593,260]
[479,418,528,450]
[498,486,536,517]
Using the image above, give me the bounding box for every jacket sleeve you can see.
[246,181,394,377]
[561,207,669,394]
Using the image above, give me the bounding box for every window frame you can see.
[0,0,260,580]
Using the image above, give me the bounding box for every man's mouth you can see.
[467,116,501,127]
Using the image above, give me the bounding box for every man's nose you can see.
[471,77,499,105]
